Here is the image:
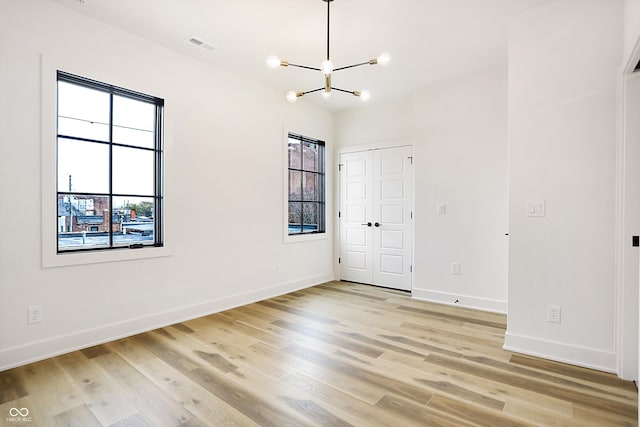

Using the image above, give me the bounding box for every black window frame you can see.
[287,133,326,235]
[56,71,164,253]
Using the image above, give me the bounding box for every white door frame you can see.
[336,141,415,291]
[615,29,640,382]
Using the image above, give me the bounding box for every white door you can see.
[339,146,413,291]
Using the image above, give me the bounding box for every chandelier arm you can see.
[331,87,356,95]
[333,61,372,72]
[287,63,322,72]
[302,88,326,95]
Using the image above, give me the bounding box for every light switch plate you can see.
[526,200,546,217]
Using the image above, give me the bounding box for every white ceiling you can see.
[52,0,548,111]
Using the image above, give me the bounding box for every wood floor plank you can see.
[81,344,112,360]
[375,393,477,427]
[510,353,638,392]
[0,368,27,404]
[16,358,83,419]
[52,403,103,427]
[132,357,261,427]
[134,329,314,427]
[286,344,435,405]
[503,400,584,427]
[257,299,340,325]
[107,412,156,427]
[426,353,638,419]
[252,342,389,405]
[93,352,196,426]
[396,304,507,329]
[283,373,426,427]
[53,352,139,426]
[0,280,635,426]
[184,366,313,427]
[345,342,575,418]
[273,319,384,358]
[428,394,537,427]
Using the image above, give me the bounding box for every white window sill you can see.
[284,232,328,244]
[42,245,172,268]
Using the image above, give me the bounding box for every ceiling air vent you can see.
[188,37,215,52]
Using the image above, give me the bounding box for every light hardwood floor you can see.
[0,281,637,426]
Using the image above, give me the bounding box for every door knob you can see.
[361,222,372,227]
[374,222,381,227]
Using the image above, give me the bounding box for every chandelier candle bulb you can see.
[266,55,281,69]
[353,90,371,101]
[377,52,391,66]
[321,59,334,75]
[286,91,303,103]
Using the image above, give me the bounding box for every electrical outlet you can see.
[28,305,42,324]
[547,305,561,324]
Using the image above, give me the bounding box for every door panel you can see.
[340,146,413,291]
[372,146,413,290]
[340,151,374,284]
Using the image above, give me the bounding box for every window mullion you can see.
[108,93,114,249]
[154,103,162,246]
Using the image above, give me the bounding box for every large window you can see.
[288,133,325,235]
[56,71,163,252]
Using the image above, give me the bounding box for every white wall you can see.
[624,0,640,70]
[505,0,622,372]
[334,67,509,313]
[0,0,334,370]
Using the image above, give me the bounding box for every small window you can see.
[288,133,325,235]
[56,71,163,252]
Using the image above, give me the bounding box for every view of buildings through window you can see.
[56,72,163,252]
[288,134,325,235]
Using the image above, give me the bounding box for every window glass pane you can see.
[302,172,318,201]
[288,202,302,234]
[57,194,110,251]
[112,196,155,247]
[288,170,302,201]
[288,138,301,169]
[113,126,154,149]
[113,96,155,149]
[302,202,319,233]
[302,141,319,172]
[58,117,110,142]
[57,138,109,193]
[57,81,110,141]
[112,146,154,195]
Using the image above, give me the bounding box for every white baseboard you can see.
[503,331,617,373]
[0,273,333,371]
[411,288,507,314]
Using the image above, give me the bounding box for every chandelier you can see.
[266,0,390,103]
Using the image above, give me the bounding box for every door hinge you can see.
[410,265,413,273]
[338,163,343,171]
[408,156,413,165]
[411,211,413,219]
[338,211,341,218]
[338,257,341,264]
